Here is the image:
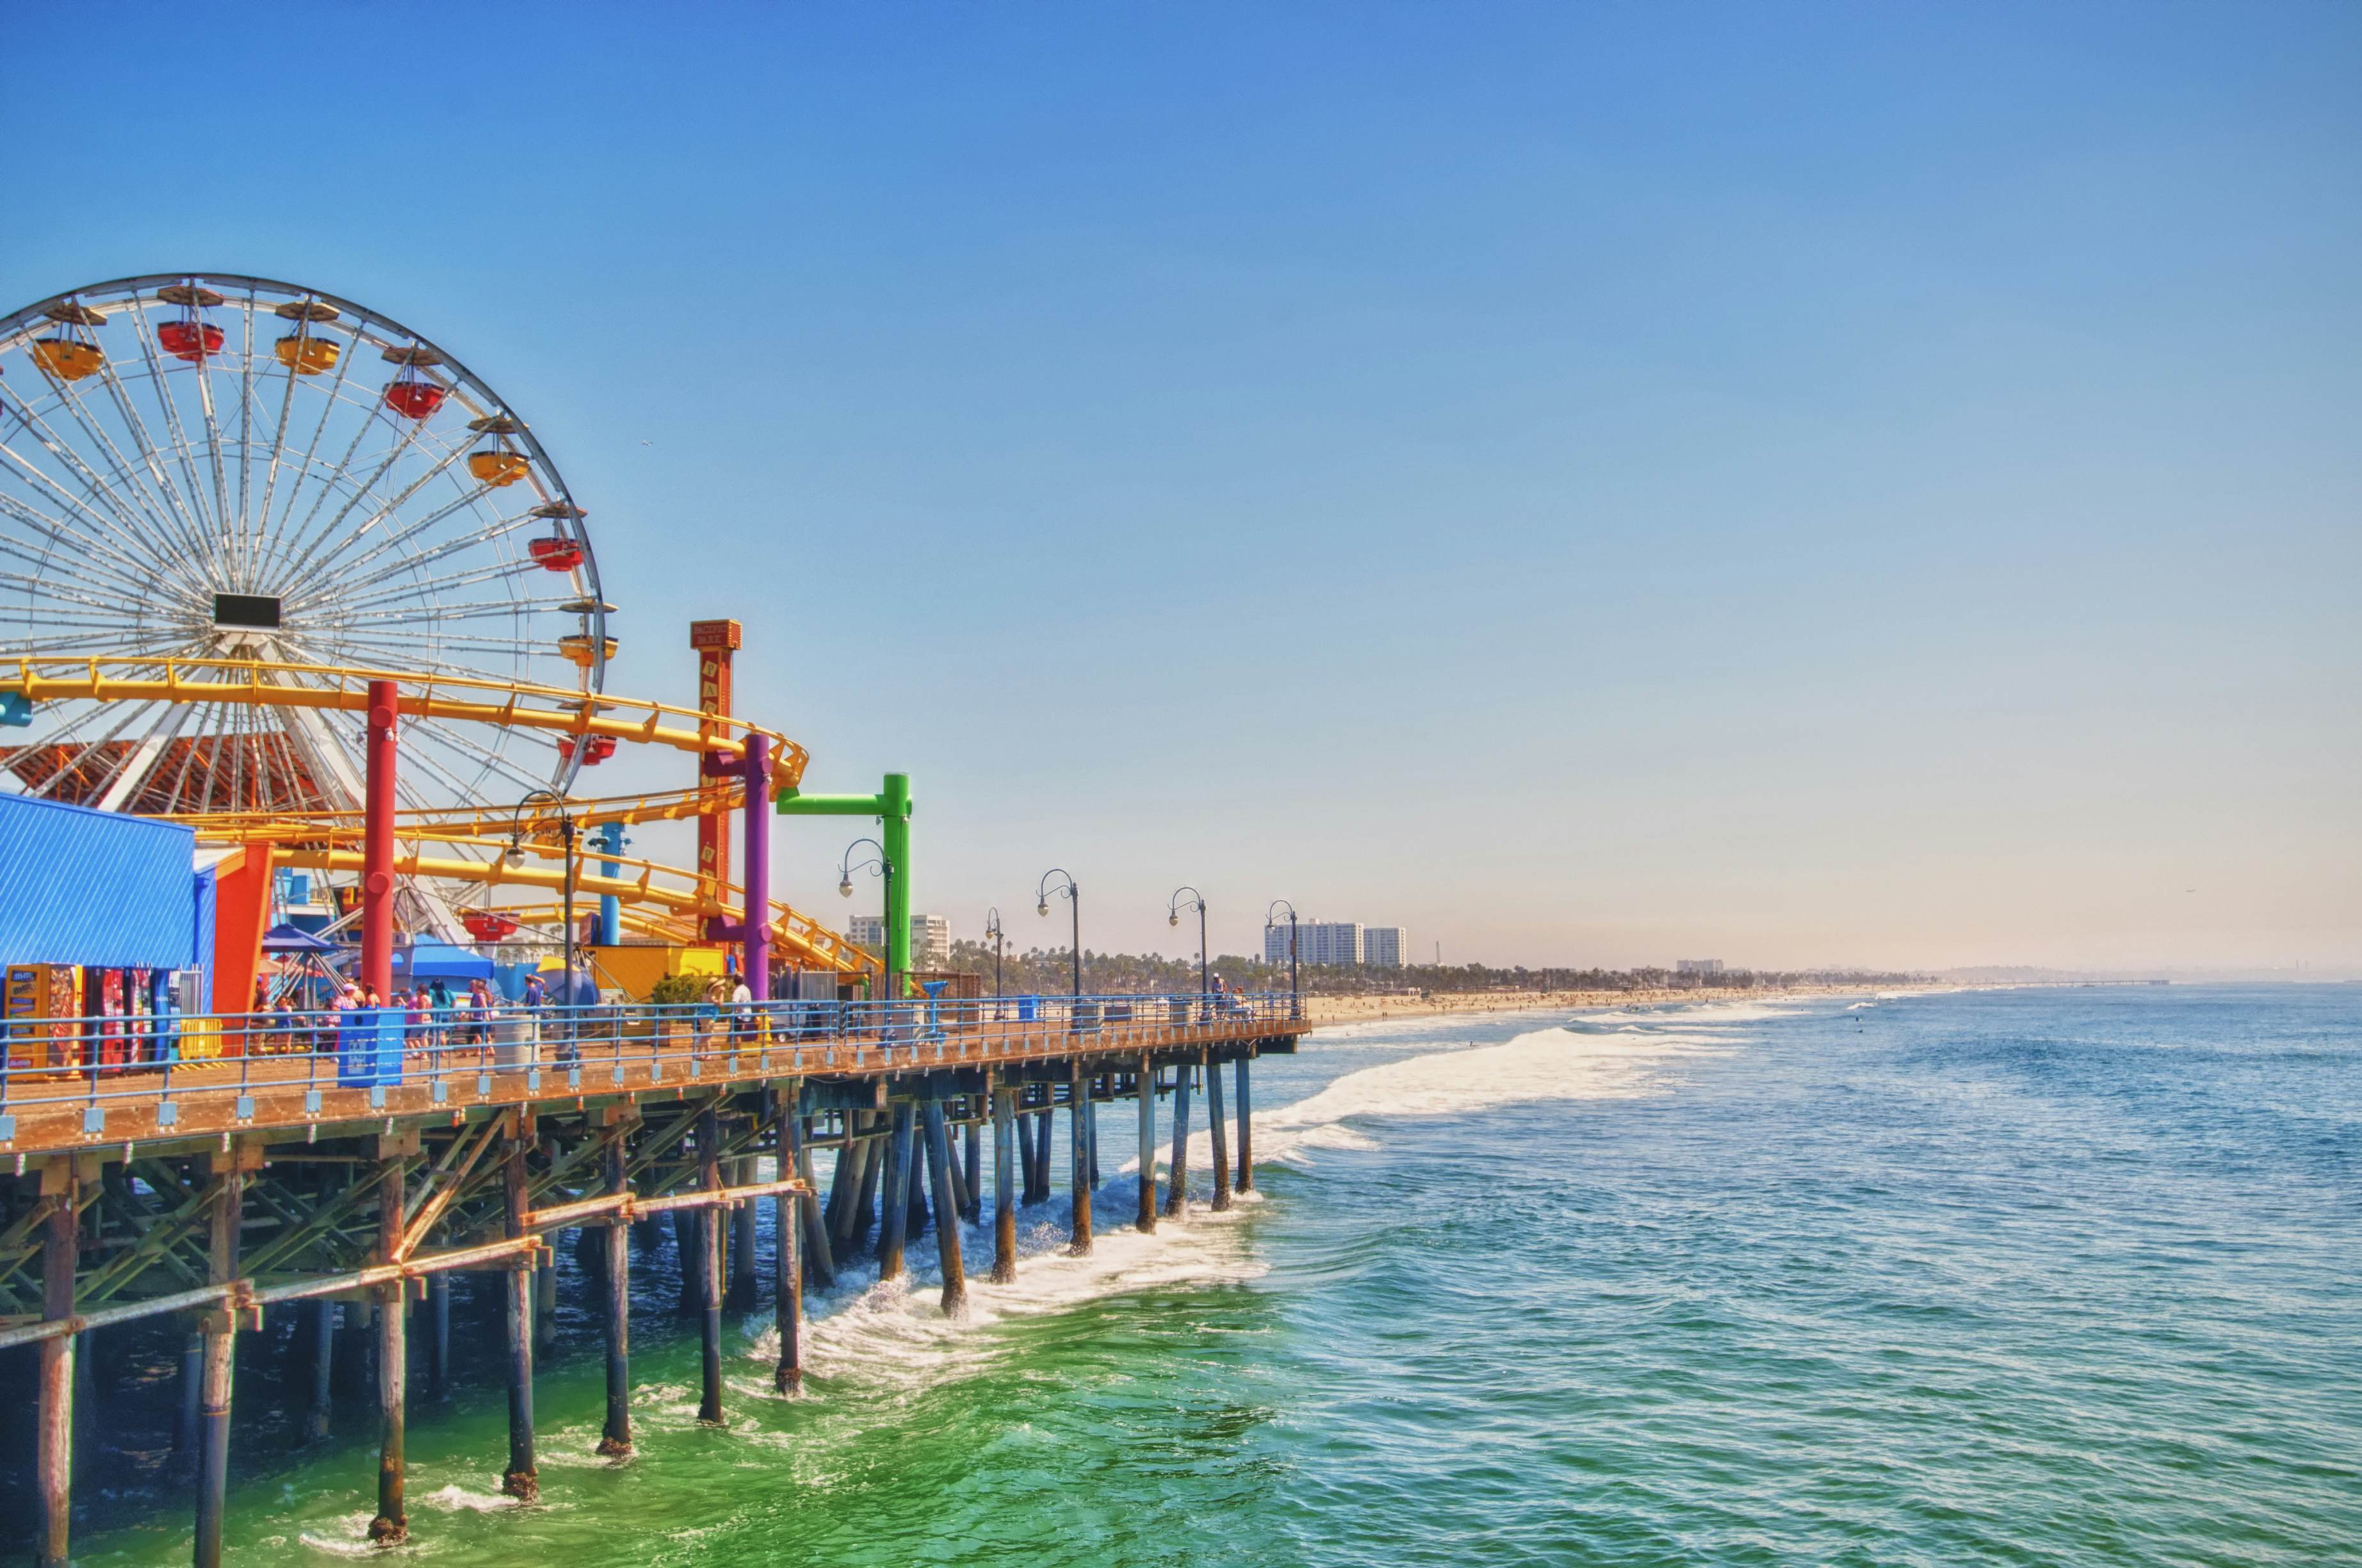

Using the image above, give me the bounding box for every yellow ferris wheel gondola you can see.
[272,298,343,375]
[466,413,532,487]
[29,302,106,382]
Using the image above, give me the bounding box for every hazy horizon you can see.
[6,3,2354,973]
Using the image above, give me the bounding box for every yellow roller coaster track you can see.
[0,656,809,784]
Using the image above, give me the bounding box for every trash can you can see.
[336,1008,405,1088]
[1014,995,1038,1022]
[492,1010,539,1072]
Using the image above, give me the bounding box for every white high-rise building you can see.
[1301,921,1364,967]
[1675,958,1725,977]
[848,914,952,969]
[1362,926,1406,967]
[1266,919,1406,967]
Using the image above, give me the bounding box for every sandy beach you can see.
[1296,983,1914,1026]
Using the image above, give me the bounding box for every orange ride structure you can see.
[0,273,874,1013]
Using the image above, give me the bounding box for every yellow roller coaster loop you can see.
[0,656,808,784]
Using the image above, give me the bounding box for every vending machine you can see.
[4,964,79,1073]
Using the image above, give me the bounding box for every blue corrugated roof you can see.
[0,793,202,969]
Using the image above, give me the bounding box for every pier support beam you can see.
[501,1122,539,1501]
[197,1151,250,1566]
[851,1120,884,1253]
[1235,1056,1253,1193]
[369,1149,408,1546]
[879,1103,913,1281]
[1165,1063,1193,1218]
[1137,1053,1157,1233]
[305,1301,335,1441]
[922,1103,967,1316]
[729,1154,760,1311]
[962,1119,982,1224]
[1014,1109,1038,1206]
[1068,1064,1093,1255]
[795,1123,835,1289]
[176,1329,202,1462]
[427,1272,451,1400]
[1207,1051,1232,1213]
[598,1136,632,1455]
[37,1168,77,1568]
[774,1087,804,1393]
[697,1106,725,1425]
[991,1087,1017,1283]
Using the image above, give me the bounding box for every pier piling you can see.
[1069,1065,1093,1255]
[38,1167,77,1568]
[1165,1065,1193,1218]
[501,1121,539,1501]
[1207,1051,1231,1213]
[427,1271,452,1400]
[196,1152,248,1564]
[774,1087,804,1393]
[1235,1058,1253,1192]
[1137,1053,1157,1233]
[922,1103,966,1316]
[369,1147,408,1545]
[962,1119,982,1224]
[697,1106,725,1425]
[879,1104,912,1280]
[305,1300,335,1441]
[729,1154,760,1310]
[599,1135,633,1455]
[795,1131,835,1289]
[991,1087,1017,1283]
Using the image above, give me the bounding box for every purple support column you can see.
[743,735,772,1001]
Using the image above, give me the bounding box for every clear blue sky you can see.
[9,3,2357,971]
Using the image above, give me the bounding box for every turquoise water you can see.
[81,986,2362,1564]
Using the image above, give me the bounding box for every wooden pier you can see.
[0,997,1303,1565]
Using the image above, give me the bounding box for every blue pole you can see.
[596,821,623,946]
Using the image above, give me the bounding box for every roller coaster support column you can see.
[595,820,624,947]
[704,738,775,1001]
[362,679,399,999]
[776,774,913,995]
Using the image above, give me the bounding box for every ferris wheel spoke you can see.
[118,296,229,552]
[0,532,191,619]
[295,513,542,613]
[72,364,229,588]
[95,701,197,812]
[188,334,237,576]
[18,364,201,555]
[13,698,163,796]
[406,713,550,802]
[0,476,199,610]
[275,401,441,587]
[318,557,552,621]
[274,439,479,600]
[254,307,374,571]
[0,398,208,583]
[232,290,257,584]
[335,592,582,626]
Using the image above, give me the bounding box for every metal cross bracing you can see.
[0,1018,1293,1564]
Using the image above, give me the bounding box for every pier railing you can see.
[0,990,1301,1149]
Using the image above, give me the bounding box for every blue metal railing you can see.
[0,990,1299,1144]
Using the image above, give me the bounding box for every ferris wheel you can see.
[0,272,610,820]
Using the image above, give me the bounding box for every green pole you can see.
[882,773,912,996]
[776,773,914,998]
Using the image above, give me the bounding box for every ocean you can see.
[78,985,2362,1565]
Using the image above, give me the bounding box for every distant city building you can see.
[1263,919,1408,967]
[1675,958,1725,977]
[848,914,952,969]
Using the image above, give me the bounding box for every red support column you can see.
[362,679,400,999]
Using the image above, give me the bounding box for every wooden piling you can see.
[1207,1051,1232,1213]
[1087,1076,1102,1186]
[697,1105,725,1425]
[1235,1056,1253,1193]
[1068,1063,1093,1255]
[196,1154,247,1565]
[1165,1064,1193,1218]
[991,1087,1018,1283]
[943,1122,971,1222]
[1137,1053,1157,1233]
[922,1103,967,1316]
[851,1120,885,1252]
[962,1119,982,1224]
[794,1128,835,1289]
[37,1168,76,1568]
[501,1124,539,1501]
[427,1272,452,1400]
[305,1300,335,1441]
[879,1103,913,1279]
[368,1153,407,1545]
[774,1087,804,1393]
[729,1154,760,1311]
[1031,1107,1054,1203]
[598,1138,632,1455]
[176,1327,203,1463]
[1014,1108,1039,1205]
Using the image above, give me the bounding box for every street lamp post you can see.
[507,790,579,997]
[1265,899,1299,1021]
[984,907,1005,998]
[838,837,893,998]
[1168,887,1208,1009]
[1036,869,1080,999]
